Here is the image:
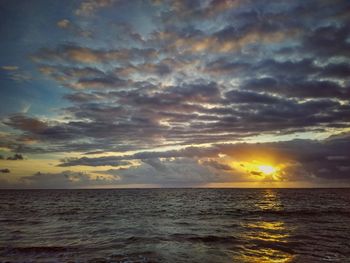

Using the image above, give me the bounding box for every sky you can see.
[0,0,350,188]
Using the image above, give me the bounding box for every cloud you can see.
[3,131,350,188]
[3,85,349,154]
[243,78,350,100]
[57,19,70,29]
[19,170,118,189]
[59,146,220,167]
[58,132,350,184]
[6,153,24,160]
[33,45,157,65]
[4,115,79,142]
[302,24,350,59]
[75,0,115,16]
[4,115,48,134]
[104,157,230,187]
[56,19,92,37]
[1,66,32,82]
[59,157,131,167]
[224,90,281,104]
[1,65,18,71]
[322,63,350,78]
[155,25,297,54]
[200,160,233,171]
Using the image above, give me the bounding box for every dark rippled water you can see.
[0,189,350,263]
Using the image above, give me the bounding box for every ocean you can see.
[0,189,349,263]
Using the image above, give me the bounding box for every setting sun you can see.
[258,165,277,175]
[231,159,282,182]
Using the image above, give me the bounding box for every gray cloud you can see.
[244,78,350,100]
[19,171,117,189]
[6,154,24,160]
[201,160,233,171]
[59,157,131,167]
[104,157,232,187]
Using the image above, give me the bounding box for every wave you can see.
[119,234,238,245]
[244,209,350,217]
[169,234,238,244]
[1,246,76,254]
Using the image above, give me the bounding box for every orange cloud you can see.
[57,19,70,28]
[1,65,19,71]
[75,0,114,16]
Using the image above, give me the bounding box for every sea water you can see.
[0,188,349,262]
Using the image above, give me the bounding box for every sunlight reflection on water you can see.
[236,189,294,263]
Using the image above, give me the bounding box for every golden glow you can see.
[235,190,294,263]
[258,165,277,175]
[232,159,281,181]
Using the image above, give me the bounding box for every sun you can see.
[232,159,282,181]
[258,165,277,175]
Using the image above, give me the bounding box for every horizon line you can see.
[1,187,349,190]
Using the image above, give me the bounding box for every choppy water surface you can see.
[0,189,350,263]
